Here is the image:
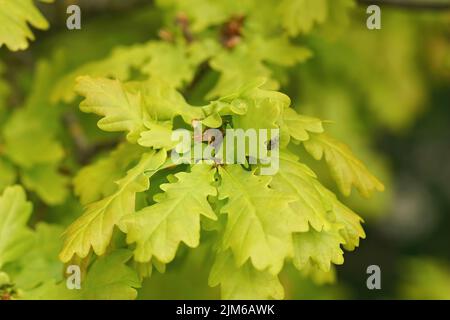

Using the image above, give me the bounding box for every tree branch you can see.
[358,0,450,10]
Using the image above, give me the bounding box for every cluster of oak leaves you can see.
[0,0,384,299]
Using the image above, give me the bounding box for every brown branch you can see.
[358,0,450,10]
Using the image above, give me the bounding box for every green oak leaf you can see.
[0,185,33,268]
[139,77,204,124]
[59,150,167,262]
[304,133,385,197]
[226,82,291,133]
[331,196,366,251]
[270,151,333,233]
[138,120,178,150]
[0,0,54,51]
[217,165,295,274]
[74,143,144,205]
[76,76,147,143]
[21,164,68,205]
[278,0,327,36]
[120,164,217,263]
[7,223,64,290]
[53,39,217,103]
[3,108,64,168]
[292,226,346,272]
[209,250,284,300]
[282,107,324,142]
[25,250,140,300]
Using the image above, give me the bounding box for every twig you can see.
[358,0,450,10]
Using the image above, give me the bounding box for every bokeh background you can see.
[1,0,449,299]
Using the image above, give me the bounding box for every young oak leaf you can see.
[119,164,217,263]
[304,133,385,198]
[75,76,146,143]
[292,194,366,272]
[249,36,313,67]
[292,226,346,273]
[74,143,144,205]
[217,165,296,275]
[0,0,54,51]
[53,39,217,103]
[300,261,337,285]
[0,185,34,268]
[3,108,64,169]
[59,150,167,263]
[207,36,311,99]
[156,0,242,32]
[207,47,275,99]
[21,164,68,205]
[8,223,64,290]
[25,250,140,300]
[77,76,205,133]
[269,151,333,233]
[278,0,328,36]
[224,81,291,132]
[209,250,284,300]
[79,249,141,300]
[1,59,66,203]
[271,151,365,271]
[137,120,178,150]
[330,195,366,251]
[281,107,324,142]
[53,42,157,103]
[140,42,198,89]
[138,77,204,124]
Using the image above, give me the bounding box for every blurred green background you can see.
[1,0,449,299]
